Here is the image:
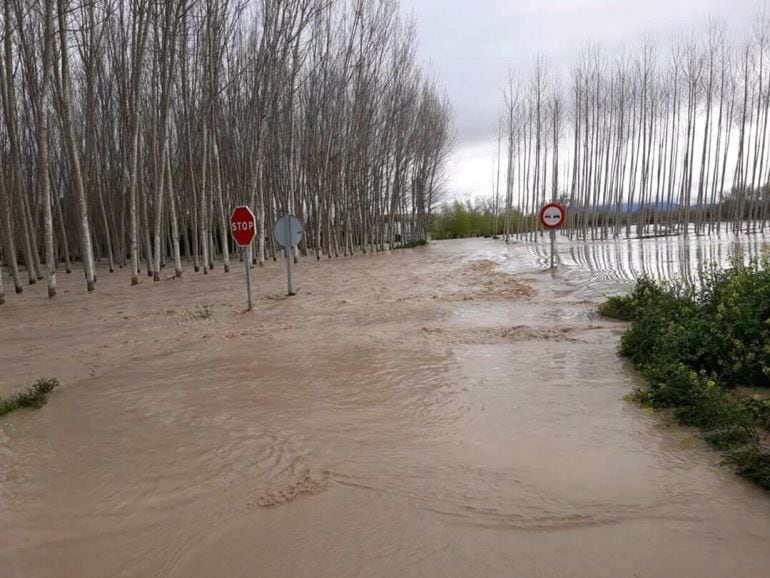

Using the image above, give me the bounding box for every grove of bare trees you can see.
[498,16,770,242]
[0,0,452,303]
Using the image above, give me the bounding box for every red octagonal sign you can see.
[230,205,256,247]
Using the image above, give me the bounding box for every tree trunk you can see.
[58,0,95,291]
[38,0,56,297]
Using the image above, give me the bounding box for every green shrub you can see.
[608,260,770,388]
[0,378,60,417]
[602,259,770,491]
[741,396,770,430]
[396,239,428,249]
[727,446,770,489]
[598,295,637,321]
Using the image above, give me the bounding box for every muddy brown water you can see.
[1,238,769,577]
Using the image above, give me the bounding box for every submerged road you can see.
[1,238,769,577]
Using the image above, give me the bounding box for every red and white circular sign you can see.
[539,203,566,229]
[230,205,257,247]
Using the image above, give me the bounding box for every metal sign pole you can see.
[244,245,253,310]
[286,244,293,296]
[285,218,293,296]
[550,229,556,269]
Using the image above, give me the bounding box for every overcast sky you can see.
[399,0,760,202]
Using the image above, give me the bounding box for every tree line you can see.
[0,0,453,303]
[430,198,525,240]
[496,16,770,242]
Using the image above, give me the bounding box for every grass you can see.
[0,378,60,417]
[600,258,770,490]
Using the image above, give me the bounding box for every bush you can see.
[603,260,770,388]
[396,239,428,249]
[602,259,770,490]
[597,295,637,321]
[741,396,770,430]
[0,378,60,417]
[728,446,770,489]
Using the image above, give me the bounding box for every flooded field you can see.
[1,237,769,577]
[504,228,770,291]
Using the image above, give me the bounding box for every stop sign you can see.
[230,205,256,247]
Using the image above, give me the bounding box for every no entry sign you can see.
[540,202,565,270]
[230,205,256,247]
[540,203,566,230]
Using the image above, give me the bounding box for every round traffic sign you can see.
[230,205,257,247]
[540,203,566,229]
[274,214,303,248]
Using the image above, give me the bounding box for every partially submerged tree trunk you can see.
[57,0,96,291]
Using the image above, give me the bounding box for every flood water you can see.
[1,237,769,577]
[506,227,769,290]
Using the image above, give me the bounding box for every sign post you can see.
[286,239,292,296]
[244,245,252,310]
[230,205,257,310]
[539,203,566,269]
[273,214,304,296]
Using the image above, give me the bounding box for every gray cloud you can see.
[403,0,757,152]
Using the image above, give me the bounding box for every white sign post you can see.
[273,214,303,296]
[539,203,566,269]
